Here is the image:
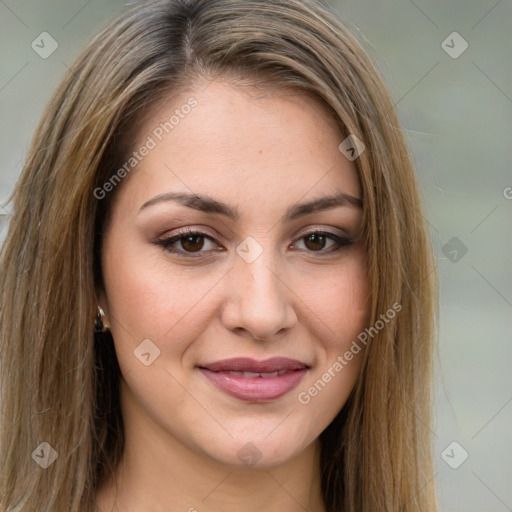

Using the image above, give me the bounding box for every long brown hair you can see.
[0,1,438,510]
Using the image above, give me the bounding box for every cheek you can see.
[294,249,370,407]
[101,237,227,367]
[305,250,370,347]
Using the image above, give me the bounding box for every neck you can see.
[95,383,326,512]
[96,442,325,512]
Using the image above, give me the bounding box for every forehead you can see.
[115,78,361,214]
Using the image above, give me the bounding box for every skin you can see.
[95,77,370,512]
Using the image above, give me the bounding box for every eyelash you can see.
[154,228,353,258]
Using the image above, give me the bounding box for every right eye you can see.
[154,230,222,257]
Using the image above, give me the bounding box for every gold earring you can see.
[95,306,111,333]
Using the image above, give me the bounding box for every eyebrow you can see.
[139,191,362,223]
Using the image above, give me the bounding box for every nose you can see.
[221,247,297,341]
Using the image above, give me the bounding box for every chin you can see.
[192,420,318,469]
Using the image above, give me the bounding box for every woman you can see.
[0,0,438,510]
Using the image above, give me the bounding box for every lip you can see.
[198,357,309,402]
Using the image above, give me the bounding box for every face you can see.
[99,78,370,468]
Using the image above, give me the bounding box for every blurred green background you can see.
[1,1,511,510]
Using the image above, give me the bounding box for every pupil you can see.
[182,235,204,252]
[306,234,325,251]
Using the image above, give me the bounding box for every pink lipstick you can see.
[198,357,309,402]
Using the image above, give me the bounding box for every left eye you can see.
[293,231,349,252]
[155,230,352,257]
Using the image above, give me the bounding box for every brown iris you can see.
[177,232,330,254]
[304,233,327,251]
[181,235,205,252]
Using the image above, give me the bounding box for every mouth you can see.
[198,357,309,402]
